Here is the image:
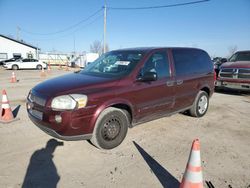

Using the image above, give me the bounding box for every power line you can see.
[107,0,209,10]
[21,8,103,35]
[22,13,103,42]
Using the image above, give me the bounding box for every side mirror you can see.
[221,58,227,63]
[138,72,157,82]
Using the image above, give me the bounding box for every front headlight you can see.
[51,94,88,111]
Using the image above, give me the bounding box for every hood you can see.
[220,61,250,69]
[33,72,118,97]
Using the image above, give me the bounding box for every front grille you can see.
[219,68,234,78]
[28,92,46,106]
[219,68,250,80]
[29,109,43,120]
[238,69,250,79]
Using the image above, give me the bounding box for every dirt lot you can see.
[0,67,250,188]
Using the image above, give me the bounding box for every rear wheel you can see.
[90,107,129,149]
[12,64,19,70]
[36,65,42,70]
[189,91,209,117]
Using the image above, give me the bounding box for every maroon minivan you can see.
[27,47,214,149]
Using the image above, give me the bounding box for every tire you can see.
[189,91,209,117]
[36,65,42,70]
[90,107,129,149]
[12,64,19,70]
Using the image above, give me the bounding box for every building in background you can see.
[0,34,99,67]
[0,34,39,61]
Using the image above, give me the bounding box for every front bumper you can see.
[28,113,92,141]
[215,80,250,91]
[27,96,96,141]
[3,65,9,69]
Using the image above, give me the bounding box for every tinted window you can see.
[22,59,30,62]
[141,51,170,79]
[236,52,250,61]
[173,49,212,76]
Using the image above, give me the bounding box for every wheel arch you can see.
[91,98,134,130]
[111,103,133,126]
[200,86,211,97]
[12,64,19,69]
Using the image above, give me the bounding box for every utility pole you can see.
[73,35,76,55]
[103,1,107,54]
[36,43,39,60]
[16,26,20,40]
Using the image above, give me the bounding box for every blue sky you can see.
[0,0,250,57]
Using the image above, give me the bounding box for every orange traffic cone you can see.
[0,90,19,123]
[180,139,203,188]
[65,66,69,71]
[40,67,46,77]
[10,72,17,83]
[47,63,51,74]
[58,64,62,70]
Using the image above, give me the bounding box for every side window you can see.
[173,49,212,76]
[236,52,250,61]
[23,59,29,62]
[141,51,170,79]
[0,53,8,60]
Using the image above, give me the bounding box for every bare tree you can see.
[228,45,238,58]
[90,40,102,55]
[90,40,109,55]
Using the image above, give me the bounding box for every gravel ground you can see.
[0,67,250,188]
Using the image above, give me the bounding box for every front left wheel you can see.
[12,64,19,70]
[90,107,129,149]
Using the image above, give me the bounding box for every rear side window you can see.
[173,49,212,76]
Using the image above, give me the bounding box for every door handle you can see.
[176,80,183,85]
[166,81,175,87]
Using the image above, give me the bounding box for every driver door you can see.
[132,50,175,122]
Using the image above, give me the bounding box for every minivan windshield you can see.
[81,50,145,78]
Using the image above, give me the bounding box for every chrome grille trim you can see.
[28,92,46,106]
[219,68,250,80]
[29,109,43,120]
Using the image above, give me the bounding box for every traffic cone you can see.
[10,72,17,83]
[180,139,203,188]
[47,63,51,74]
[40,67,46,77]
[58,64,62,70]
[65,66,69,71]
[0,90,19,123]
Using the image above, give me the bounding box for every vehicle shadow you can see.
[215,88,250,96]
[22,139,64,188]
[133,141,180,188]
[12,105,21,118]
